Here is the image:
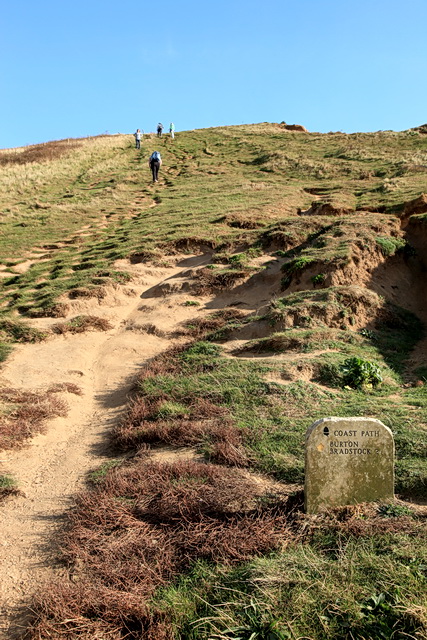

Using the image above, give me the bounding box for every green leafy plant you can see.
[311,273,326,286]
[377,503,413,517]
[340,356,382,389]
[359,327,375,340]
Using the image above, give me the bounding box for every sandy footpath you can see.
[0,257,210,638]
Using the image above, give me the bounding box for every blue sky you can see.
[1,0,426,148]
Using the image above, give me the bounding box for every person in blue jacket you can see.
[148,151,162,182]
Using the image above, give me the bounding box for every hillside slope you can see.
[0,124,426,639]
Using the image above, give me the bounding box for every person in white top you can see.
[134,129,143,149]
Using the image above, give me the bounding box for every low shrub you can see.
[340,356,383,389]
[376,236,406,256]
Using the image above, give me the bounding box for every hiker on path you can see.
[169,122,175,139]
[134,129,143,149]
[157,123,164,137]
[149,151,162,182]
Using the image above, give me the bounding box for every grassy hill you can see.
[0,123,426,639]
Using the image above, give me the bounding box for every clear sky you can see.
[1,0,426,149]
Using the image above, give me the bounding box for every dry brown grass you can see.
[181,308,246,339]
[0,140,82,166]
[52,315,113,335]
[25,490,426,639]
[113,336,252,465]
[25,582,172,640]
[124,321,167,337]
[47,382,83,396]
[193,267,250,294]
[236,327,358,354]
[260,217,326,251]
[67,286,107,300]
[114,395,249,465]
[26,302,70,318]
[295,503,427,539]
[0,388,68,450]
[25,460,290,639]
[133,345,189,382]
[0,483,21,503]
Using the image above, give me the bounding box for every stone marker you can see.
[305,417,394,514]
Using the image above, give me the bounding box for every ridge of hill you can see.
[0,123,426,639]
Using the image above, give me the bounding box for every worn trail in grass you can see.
[0,256,214,638]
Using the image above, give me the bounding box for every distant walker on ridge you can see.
[149,150,162,183]
[134,128,143,149]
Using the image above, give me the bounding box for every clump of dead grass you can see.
[26,582,172,640]
[193,267,249,294]
[67,286,107,300]
[52,315,113,335]
[129,249,164,265]
[47,382,83,395]
[112,339,252,465]
[181,308,246,339]
[0,475,21,503]
[24,482,426,639]
[0,387,68,449]
[25,302,70,318]
[25,460,290,639]
[133,344,187,382]
[261,218,326,251]
[114,396,249,465]
[124,321,167,337]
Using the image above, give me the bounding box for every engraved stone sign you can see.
[305,417,394,514]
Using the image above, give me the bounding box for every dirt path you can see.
[0,256,211,638]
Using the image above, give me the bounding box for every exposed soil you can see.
[0,255,215,637]
[1,217,427,637]
[0,246,294,637]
